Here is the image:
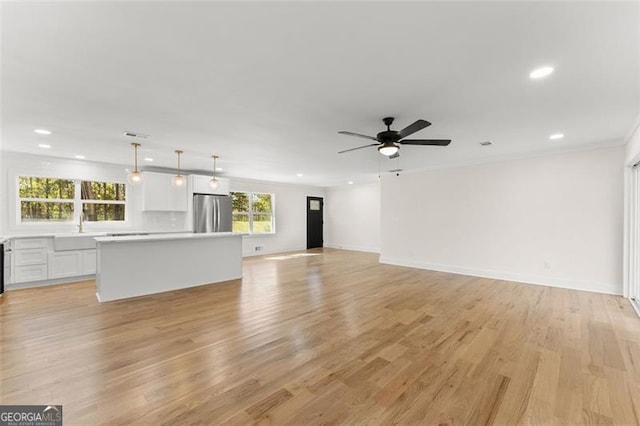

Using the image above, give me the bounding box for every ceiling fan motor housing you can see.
[377,130,401,142]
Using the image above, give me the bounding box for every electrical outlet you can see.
[254,245,264,252]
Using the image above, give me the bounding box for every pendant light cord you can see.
[175,150,183,176]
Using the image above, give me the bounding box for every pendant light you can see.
[171,150,185,187]
[209,155,220,189]
[127,142,143,185]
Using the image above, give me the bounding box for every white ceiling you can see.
[1,2,638,186]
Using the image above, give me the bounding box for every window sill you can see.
[240,233,276,238]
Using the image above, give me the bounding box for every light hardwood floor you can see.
[1,248,640,425]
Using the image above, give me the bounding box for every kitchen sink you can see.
[53,233,106,251]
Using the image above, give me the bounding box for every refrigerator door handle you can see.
[214,197,218,232]
[216,198,221,232]
[210,198,218,232]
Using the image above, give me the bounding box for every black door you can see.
[307,196,324,249]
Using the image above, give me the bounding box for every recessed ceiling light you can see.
[144,157,154,162]
[529,66,554,79]
[296,173,303,177]
[549,133,564,140]
[34,129,52,135]
[74,155,85,159]
[348,181,353,185]
[38,144,51,149]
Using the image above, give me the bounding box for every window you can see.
[231,191,274,234]
[252,192,273,234]
[18,176,127,224]
[19,177,75,222]
[81,181,126,221]
[231,192,250,233]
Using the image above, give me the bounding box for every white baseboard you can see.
[242,246,306,257]
[324,243,380,254]
[7,275,96,291]
[630,298,640,318]
[379,256,622,296]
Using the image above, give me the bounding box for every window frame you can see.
[230,191,275,235]
[80,180,127,223]
[15,175,130,228]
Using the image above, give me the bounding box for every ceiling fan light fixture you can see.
[378,143,399,156]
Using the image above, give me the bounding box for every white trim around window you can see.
[13,174,131,230]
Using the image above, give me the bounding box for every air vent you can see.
[124,131,150,139]
[479,141,492,146]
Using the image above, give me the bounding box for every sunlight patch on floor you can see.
[265,253,321,261]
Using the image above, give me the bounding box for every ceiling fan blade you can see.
[338,131,379,141]
[389,152,400,159]
[398,139,451,146]
[338,143,379,154]
[397,119,431,139]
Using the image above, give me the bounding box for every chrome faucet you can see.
[78,212,85,233]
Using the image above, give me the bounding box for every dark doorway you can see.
[306,196,324,249]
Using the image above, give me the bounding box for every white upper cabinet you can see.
[142,172,188,211]
[190,174,230,195]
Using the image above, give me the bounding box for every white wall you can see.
[325,182,380,253]
[230,179,324,256]
[380,146,625,295]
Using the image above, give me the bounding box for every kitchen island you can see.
[94,232,242,302]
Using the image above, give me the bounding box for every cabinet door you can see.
[49,251,83,279]
[14,265,48,283]
[14,248,48,266]
[167,183,188,211]
[13,238,50,250]
[142,172,187,211]
[191,175,230,195]
[83,250,97,275]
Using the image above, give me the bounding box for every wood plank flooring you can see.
[1,248,640,425]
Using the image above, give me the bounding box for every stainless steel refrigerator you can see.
[193,194,233,233]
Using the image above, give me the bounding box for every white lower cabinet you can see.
[14,248,48,266]
[49,249,97,279]
[12,238,51,284]
[83,250,97,274]
[14,264,48,283]
[49,251,83,279]
[10,237,98,285]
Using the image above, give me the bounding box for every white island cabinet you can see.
[95,232,242,302]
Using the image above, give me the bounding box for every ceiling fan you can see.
[338,117,451,159]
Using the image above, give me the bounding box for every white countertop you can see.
[2,230,201,240]
[94,232,240,244]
